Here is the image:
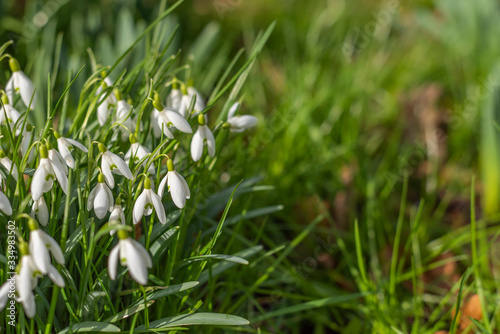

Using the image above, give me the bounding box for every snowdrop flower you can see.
[114,90,136,140]
[0,242,40,318]
[5,58,37,109]
[96,77,116,126]
[187,80,206,116]
[47,143,68,176]
[133,178,166,225]
[31,145,68,201]
[28,219,65,285]
[87,173,114,219]
[0,93,21,132]
[167,84,193,119]
[191,113,216,162]
[0,191,12,215]
[21,123,36,164]
[109,197,126,235]
[125,134,155,175]
[54,131,88,169]
[98,143,133,189]
[153,97,192,139]
[151,107,162,138]
[224,102,258,133]
[0,149,18,182]
[158,158,190,209]
[166,81,182,111]
[31,196,49,226]
[108,230,152,285]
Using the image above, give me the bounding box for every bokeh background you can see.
[2,0,500,332]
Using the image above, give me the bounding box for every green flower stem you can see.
[45,161,73,334]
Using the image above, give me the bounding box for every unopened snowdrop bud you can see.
[28,218,65,287]
[99,143,133,188]
[191,113,216,162]
[109,196,126,235]
[133,178,166,224]
[31,196,49,226]
[125,134,155,175]
[54,130,88,169]
[5,58,37,109]
[87,173,114,219]
[158,158,190,208]
[0,149,18,182]
[225,102,258,133]
[21,123,35,164]
[0,93,21,132]
[31,145,68,201]
[108,230,152,285]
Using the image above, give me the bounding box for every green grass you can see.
[1,0,500,332]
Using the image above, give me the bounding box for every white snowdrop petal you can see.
[108,244,120,280]
[87,186,97,210]
[94,184,109,219]
[165,109,192,133]
[33,197,49,226]
[49,149,68,175]
[31,161,48,201]
[104,185,114,212]
[123,239,149,285]
[47,264,65,288]
[101,158,115,188]
[151,109,162,138]
[158,174,168,198]
[179,172,191,199]
[131,239,153,268]
[58,140,75,169]
[30,232,51,274]
[133,191,147,224]
[42,232,65,265]
[97,101,109,126]
[16,71,37,108]
[228,102,239,119]
[167,89,182,110]
[109,152,133,180]
[143,190,154,216]
[204,126,216,157]
[169,172,188,208]
[151,192,166,224]
[65,138,88,152]
[190,128,204,161]
[158,114,174,139]
[229,115,258,131]
[0,191,12,216]
[0,156,18,181]
[52,160,69,195]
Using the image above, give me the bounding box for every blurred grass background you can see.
[3,0,500,332]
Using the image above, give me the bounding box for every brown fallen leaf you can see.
[451,293,483,332]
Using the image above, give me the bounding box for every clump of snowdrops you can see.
[0,8,272,331]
